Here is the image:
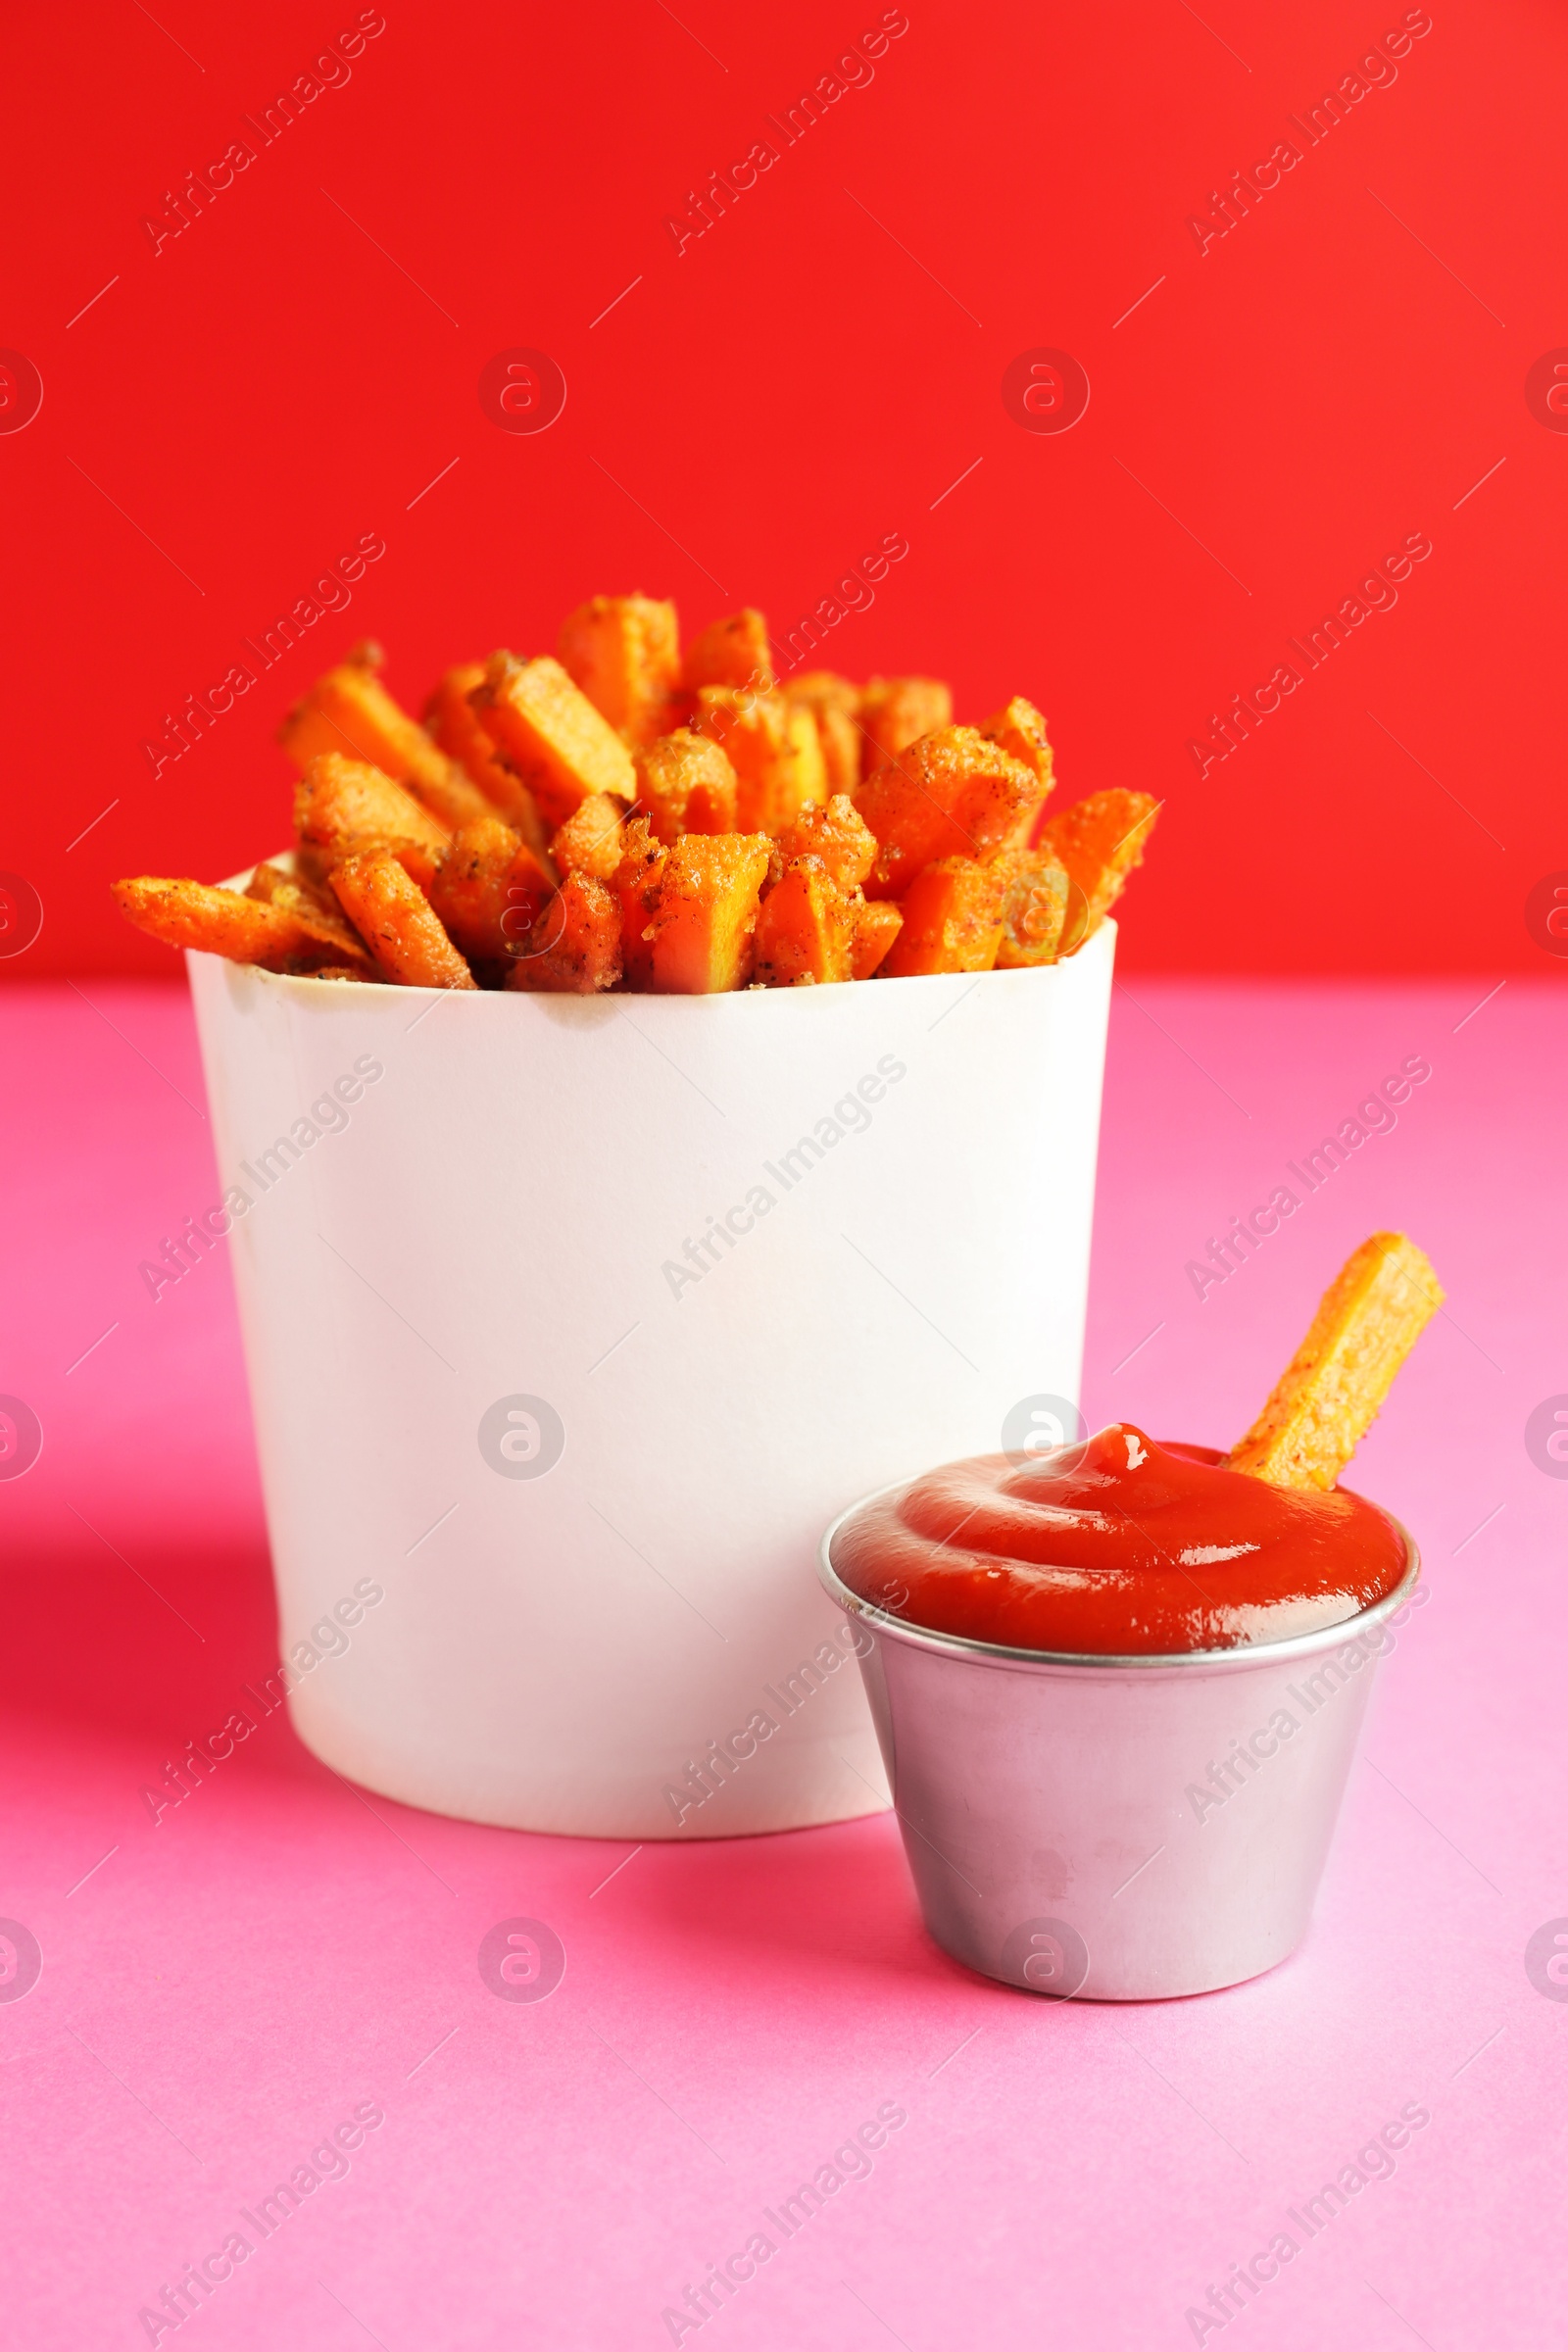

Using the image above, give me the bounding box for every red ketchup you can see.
[833,1424,1408,1655]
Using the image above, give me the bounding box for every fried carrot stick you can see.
[329,851,477,991]
[112,876,353,973]
[245,861,374,971]
[1229,1232,1444,1491]
[278,641,493,829]
[293,754,451,892]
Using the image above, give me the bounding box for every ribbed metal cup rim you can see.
[817,1478,1421,1676]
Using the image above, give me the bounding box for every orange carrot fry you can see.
[244,861,375,971]
[632,730,739,844]
[1229,1234,1444,1491]
[855,726,1037,900]
[848,895,904,979]
[427,816,554,965]
[680,608,774,695]
[689,689,826,832]
[989,847,1070,968]
[424,662,554,859]
[753,859,857,987]
[277,641,490,829]
[782,702,829,823]
[878,856,1006,978]
[774,793,877,891]
[550,794,627,881]
[557,594,680,745]
[329,850,477,990]
[470,652,636,828]
[1039,790,1159,942]
[978,696,1055,840]
[783,671,862,797]
[610,815,668,991]
[112,876,349,973]
[505,870,623,995]
[646,833,771,993]
[858,675,952,779]
[293,753,451,892]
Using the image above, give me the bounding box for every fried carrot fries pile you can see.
[114,603,1158,995]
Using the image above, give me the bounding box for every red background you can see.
[3,0,1564,979]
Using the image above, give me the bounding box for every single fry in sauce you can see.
[1229,1232,1444,1493]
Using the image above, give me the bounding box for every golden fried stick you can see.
[427,815,554,963]
[245,860,374,972]
[293,753,451,892]
[424,662,555,860]
[278,642,493,831]
[978,694,1054,821]
[1038,789,1158,939]
[858,675,952,778]
[113,876,354,973]
[1229,1232,1443,1491]
[329,851,477,991]
[782,672,860,797]
[557,593,680,743]
[680,608,774,696]
[470,652,636,828]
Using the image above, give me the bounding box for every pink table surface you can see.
[2,973,1563,2351]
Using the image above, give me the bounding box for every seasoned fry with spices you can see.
[245,861,375,971]
[1230,1234,1444,1492]
[113,876,353,973]
[424,662,553,858]
[558,594,681,745]
[427,816,554,966]
[279,641,490,829]
[471,652,636,827]
[1039,790,1159,936]
[329,850,477,990]
[294,753,452,891]
[633,731,738,844]
[506,871,623,995]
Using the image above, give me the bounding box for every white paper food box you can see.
[186,913,1114,1838]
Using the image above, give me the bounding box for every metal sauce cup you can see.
[818,1485,1421,2001]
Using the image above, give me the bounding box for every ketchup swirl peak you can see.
[832,1423,1408,1656]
